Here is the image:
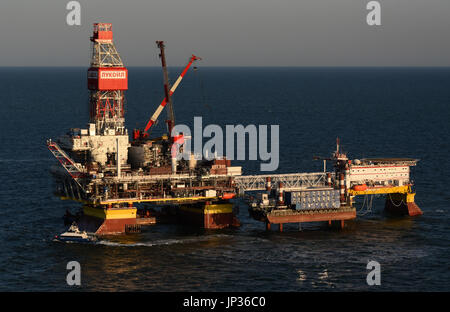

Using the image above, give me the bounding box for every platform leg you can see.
[328,220,332,227]
[298,223,302,231]
[385,192,423,216]
[279,223,283,232]
[340,220,344,229]
[266,222,271,231]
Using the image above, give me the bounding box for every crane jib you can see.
[143,55,200,133]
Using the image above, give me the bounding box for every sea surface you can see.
[0,67,449,291]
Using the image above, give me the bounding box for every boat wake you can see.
[96,234,232,247]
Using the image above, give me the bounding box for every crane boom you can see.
[156,41,175,136]
[144,54,201,132]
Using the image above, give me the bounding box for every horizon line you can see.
[1,65,450,68]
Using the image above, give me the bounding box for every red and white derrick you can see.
[87,23,128,133]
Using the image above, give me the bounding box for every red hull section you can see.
[406,202,423,216]
[178,210,237,229]
[78,214,136,235]
[204,212,238,229]
[266,209,356,224]
[178,203,240,229]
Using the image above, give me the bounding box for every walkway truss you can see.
[233,172,328,192]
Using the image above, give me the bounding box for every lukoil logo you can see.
[100,71,127,79]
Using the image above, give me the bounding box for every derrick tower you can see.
[87,23,128,134]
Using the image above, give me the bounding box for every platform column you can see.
[385,192,422,216]
[266,177,272,192]
[79,203,137,235]
[406,193,423,216]
[277,182,284,205]
[327,173,332,187]
[339,173,346,204]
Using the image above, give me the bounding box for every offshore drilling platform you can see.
[47,23,422,236]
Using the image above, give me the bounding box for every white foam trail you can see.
[96,234,231,247]
[296,269,307,282]
[318,269,328,280]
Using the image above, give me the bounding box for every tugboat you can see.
[54,223,96,243]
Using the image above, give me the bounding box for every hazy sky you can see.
[1,0,449,66]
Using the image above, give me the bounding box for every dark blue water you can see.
[0,67,449,291]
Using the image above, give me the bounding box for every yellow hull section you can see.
[348,185,411,196]
[98,196,217,205]
[388,192,416,203]
[60,195,218,205]
[83,205,137,220]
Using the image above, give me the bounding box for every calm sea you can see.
[0,67,448,291]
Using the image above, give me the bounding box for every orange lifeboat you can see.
[221,193,236,199]
[353,184,368,191]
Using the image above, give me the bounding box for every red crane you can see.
[135,46,200,139]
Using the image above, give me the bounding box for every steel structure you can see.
[87,23,127,134]
[234,172,328,192]
[46,23,422,235]
[247,140,422,232]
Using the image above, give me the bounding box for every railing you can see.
[233,172,328,192]
[47,139,86,191]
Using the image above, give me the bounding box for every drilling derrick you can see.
[84,23,129,167]
[87,23,127,134]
